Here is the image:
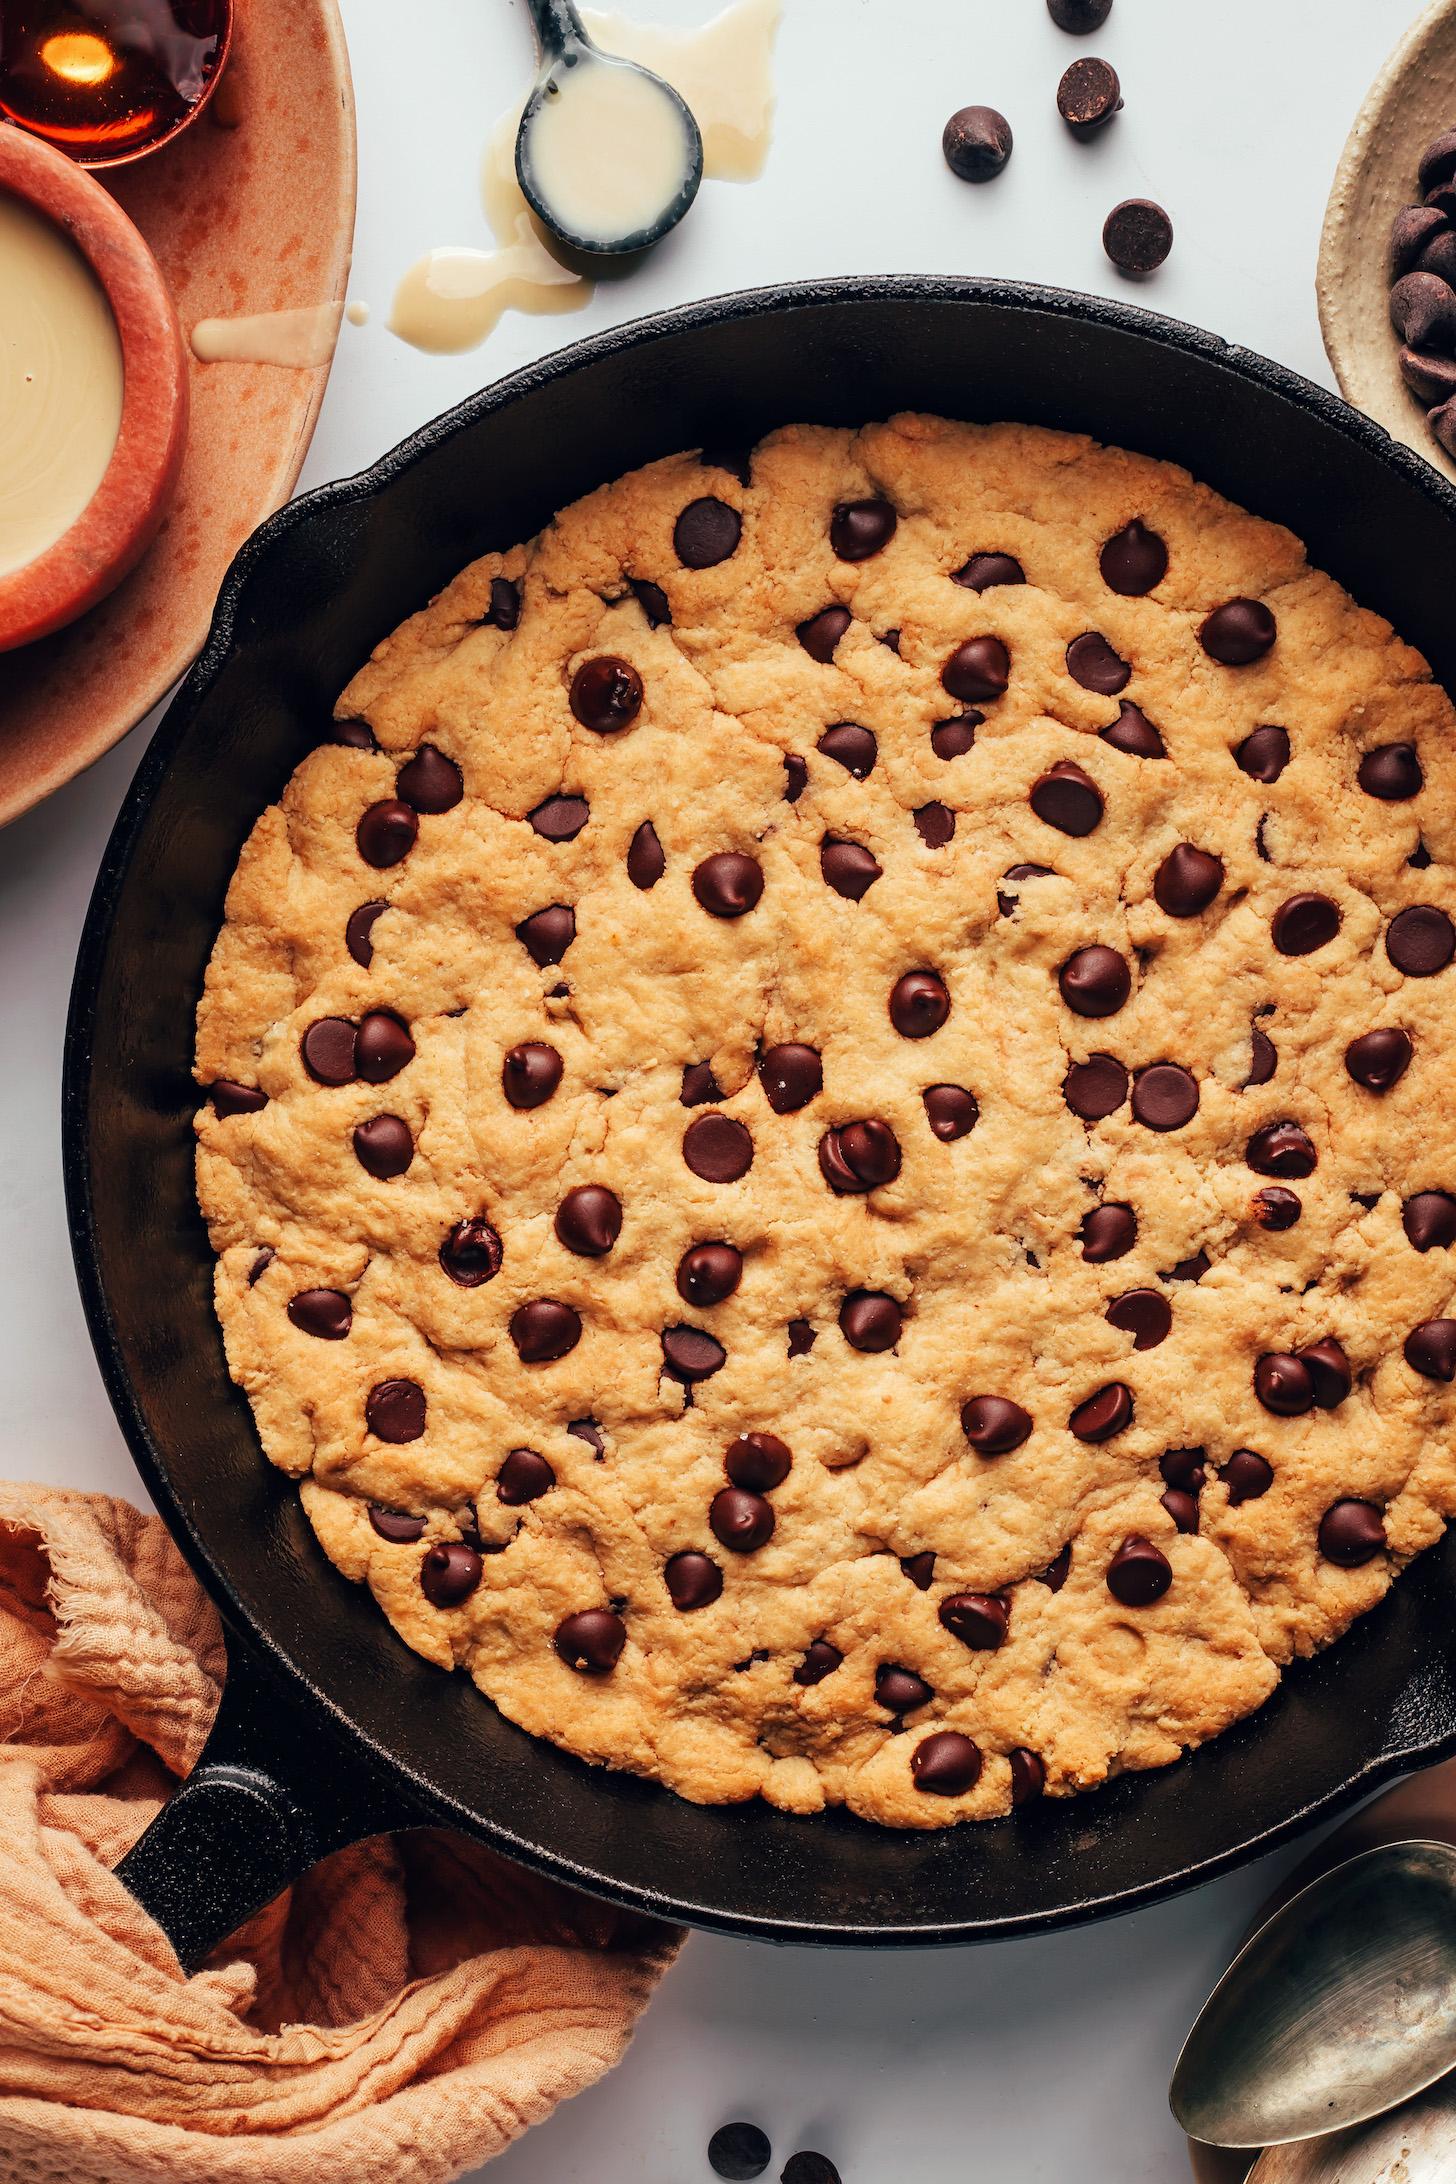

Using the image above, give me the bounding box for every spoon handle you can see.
[522,0,589,62]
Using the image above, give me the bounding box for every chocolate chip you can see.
[793,1639,842,1686]
[817,723,877,779]
[1166,1249,1210,1283]
[569,1417,605,1455]
[1030,760,1103,836]
[1066,631,1131,694]
[497,1448,555,1505]
[485,576,520,629]
[1271,893,1341,956]
[708,2122,771,2183]
[528,794,589,843]
[1070,1381,1134,1439]
[839,1290,902,1351]
[1161,1488,1199,1534]
[1390,270,1456,346]
[997,863,1055,917]
[209,1078,267,1117]
[820,836,882,900]
[693,853,764,920]
[1200,598,1276,665]
[1247,1121,1316,1178]
[914,801,956,848]
[1404,1191,1456,1250]
[942,635,1011,702]
[666,1552,723,1612]
[952,553,1024,592]
[248,1248,274,1285]
[663,1326,729,1382]
[683,1113,754,1182]
[1080,1202,1136,1261]
[1298,1337,1351,1409]
[876,1663,932,1713]
[1254,1352,1313,1415]
[1106,1290,1171,1351]
[366,1378,426,1442]
[1391,204,1450,278]
[912,1729,982,1796]
[301,1016,358,1086]
[572,655,644,737]
[1359,743,1423,801]
[1132,1063,1199,1131]
[901,1551,936,1590]
[286,1287,353,1342]
[1049,0,1112,25]
[420,1542,482,1608]
[1236,725,1290,782]
[1103,198,1173,275]
[439,1217,503,1287]
[942,104,1013,182]
[939,1591,1009,1650]
[1101,700,1166,759]
[796,605,851,662]
[781,2156,840,2184]
[1388,905,1456,977]
[1406,1317,1456,1381]
[1345,1027,1413,1091]
[555,1608,625,1673]
[356,799,418,869]
[617,818,665,894]
[1409,837,1433,869]
[1216,1450,1272,1509]
[1100,518,1167,595]
[397,744,463,815]
[758,1043,822,1113]
[1400,345,1456,404]
[1318,1500,1385,1567]
[328,717,378,750]
[1058,53,1122,134]
[341,899,387,972]
[890,969,951,1038]
[783,754,809,802]
[932,715,981,760]
[356,1009,415,1084]
[1064,1052,1128,1121]
[353,1114,413,1179]
[1106,1535,1172,1605]
[677,1241,743,1306]
[1253,1187,1302,1231]
[674,496,741,568]
[369,1504,425,1543]
[960,1395,1032,1453]
[1036,1544,1073,1591]
[699,443,754,486]
[1420,128,1456,192]
[923,1084,979,1141]
[515,904,575,967]
[1058,944,1130,1018]
[710,1485,774,1552]
[1154,844,1224,917]
[1248,1024,1278,1086]
[509,1299,582,1362]
[1010,1748,1046,1804]
[682,1062,723,1107]
[831,498,897,560]
[725,1431,792,1491]
[818,1119,902,1193]
[629,577,671,627]
[555,1184,622,1257]
[502,1041,562,1109]
[1160,1447,1206,1494]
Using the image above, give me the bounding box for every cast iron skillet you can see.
[64,277,1456,1972]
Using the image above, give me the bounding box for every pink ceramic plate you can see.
[0,0,356,826]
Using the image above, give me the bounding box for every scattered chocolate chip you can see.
[787,1319,818,1358]
[247,1248,274,1285]
[486,576,520,630]
[1166,1249,1210,1283]
[913,801,956,848]
[509,1299,582,1363]
[818,1119,902,1193]
[1161,1488,1199,1534]
[1066,631,1131,694]
[708,2122,770,2181]
[555,1608,625,1673]
[1388,905,1456,977]
[941,635,1011,702]
[1235,725,1290,782]
[890,969,951,1038]
[1070,1381,1134,1440]
[1036,1544,1072,1591]
[1254,1352,1314,1415]
[831,498,897,560]
[420,1541,482,1607]
[1103,197,1173,275]
[397,744,463,814]
[1100,700,1166,759]
[933,715,981,759]
[783,753,809,802]
[301,1016,357,1086]
[1318,1500,1385,1567]
[569,1418,605,1456]
[781,2157,840,2184]
[683,1113,755,1183]
[666,1551,723,1612]
[344,899,387,970]
[817,723,877,780]
[876,1663,933,1714]
[794,1639,842,1686]
[286,1287,352,1340]
[502,1041,562,1109]
[366,1378,426,1443]
[710,1485,774,1551]
[1132,1063,1199,1131]
[1406,1316,1456,1381]
[1271,893,1341,956]
[209,1078,268,1117]
[438,1217,503,1288]
[1064,1052,1129,1121]
[554,1184,622,1257]
[912,1729,983,1795]
[355,1009,414,1084]
[997,862,1055,916]
[1107,1535,1172,1605]
[796,605,852,662]
[529,794,589,842]
[820,836,882,901]
[1410,840,1434,869]
[356,799,418,869]
[839,1290,902,1351]
[1058,54,1122,134]
[1031,760,1103,836]
[496,1448,555,1505]
[1248,1024,1278,1086]
[901,1551,936,1590]
[1010,1747,1046,1804]
[629,577,671,628]
[952,552,1024,592]
[1049,0,1112,29]
[662,1326,728,1383]
[1247,1121,1317,1178]
[1200,598,1277,665]
[677,1241,743,1307]
[1220,1450,1273,1506]
[570,655,643,734]
[961,1394,1033,1454]
[1100,518,1167,595]
[328,717,378,750]
[681,1062,724,1107]
[1358,743,1423,801]
[1253,1187,1302,1231]
[1345,1027,1413,1091]
[353,1114,414,1179]
[1160,1447,1207,1494]
[923,1084,979,1141]
[1298,1337,1351,1409]
[758,1043,822,1113]
[940,1591,1009,1650]
[942,104,1013,182]
[1154,843,1224,917]
[674,496,741,568]
[1058,944,1130,1018]
[369,1504,425,1543]
[1404,1191,1456,1250]
[693,852,764,919]
[1390,270,1456,347]
[1080,1202,1136,1261]
[515,904,575,967]
[725,1432,792,1491]
[1106,1290,1171,1351]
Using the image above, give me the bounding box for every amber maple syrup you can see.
[0,0,228,164]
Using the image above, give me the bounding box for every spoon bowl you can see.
[1171,1840,1456,2150]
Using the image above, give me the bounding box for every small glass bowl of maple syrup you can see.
[0,0,232,167]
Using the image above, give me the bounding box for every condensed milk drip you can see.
[389,0,779,356]
[190,301,344,367]
[0,193,123,579]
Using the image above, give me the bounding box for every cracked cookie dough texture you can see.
[195,416,1456,1829]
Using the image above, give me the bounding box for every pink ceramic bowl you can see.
[0,126,188,653]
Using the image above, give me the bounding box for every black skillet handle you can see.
[115,1628,417,1973]
[522,0,590,63]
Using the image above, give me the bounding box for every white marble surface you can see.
[0,0,1435,2174]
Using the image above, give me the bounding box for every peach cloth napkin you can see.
[0,1483,680,2184]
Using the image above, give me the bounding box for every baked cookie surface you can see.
[195,416,1456,1827]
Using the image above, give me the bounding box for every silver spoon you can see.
[1170,1840,1456,2151]
[515,0,703,261]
